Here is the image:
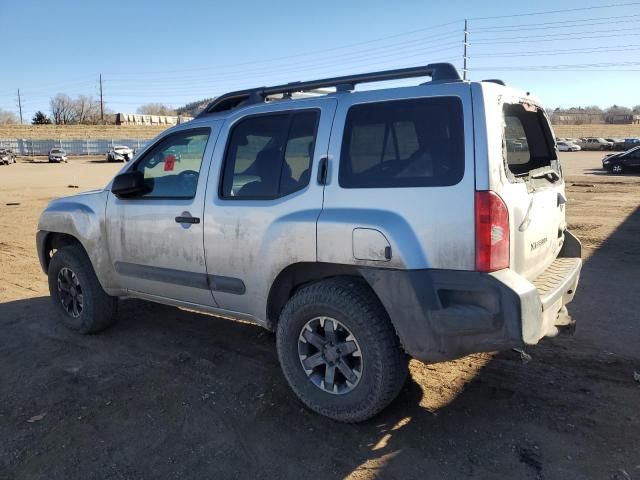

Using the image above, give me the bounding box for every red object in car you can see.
[164,154,176,171]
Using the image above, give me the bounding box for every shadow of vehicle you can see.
[1,209,639,479]
[583,167,640,177]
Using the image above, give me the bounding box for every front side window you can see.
[133,128,210,198]
[504,104,556,176]
[339,97,465,188]
[221,110,319,199]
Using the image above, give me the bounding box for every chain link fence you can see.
[0,138,153,156]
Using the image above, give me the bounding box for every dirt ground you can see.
[0,153,638,480]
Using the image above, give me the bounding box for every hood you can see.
[47,188,105,206]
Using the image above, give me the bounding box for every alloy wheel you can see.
[57,267,84,318]
[298,316,363,395]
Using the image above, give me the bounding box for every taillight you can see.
[475,191,510,272]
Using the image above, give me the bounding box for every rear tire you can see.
[48,245,118,334]
[276,277,408,422]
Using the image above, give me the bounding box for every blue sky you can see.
[0,0,638,120]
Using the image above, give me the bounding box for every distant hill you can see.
[176,98,214,117]
[0,124,169,140]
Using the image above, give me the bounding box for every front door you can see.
[105,125,219,307]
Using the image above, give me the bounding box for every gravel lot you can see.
[0,152,638,479]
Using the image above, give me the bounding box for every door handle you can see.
[317,156,328,185]
[175,216,200,224]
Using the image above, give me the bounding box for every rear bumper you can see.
[360,230,582,363]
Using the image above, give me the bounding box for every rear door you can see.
[490,94,566,281]
[202,99,336,322]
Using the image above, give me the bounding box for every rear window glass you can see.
[339,97,465,188]
[503,104,557,176]
[220,110,319,199]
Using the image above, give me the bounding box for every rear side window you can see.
[339,97,465,188]
[221,110,319,199]
[503,104,557,176]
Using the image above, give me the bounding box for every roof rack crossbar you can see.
[198,63,461,116]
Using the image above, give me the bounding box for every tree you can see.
[32,111,52,124]
[50,93,75,124]
[0,108,18,124]
[136,103,176,116]
[632,105,640,114]
[176,98,213,117]
[72,95,101,124]
[605,105,632,115]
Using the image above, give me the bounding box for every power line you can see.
[473,32,640,44]
[468,1,640,21]
[472,13,640,31]
[470,61,640,70]
[108,34,461,81]
[473,25,640,41]
[474,44,640,57]
[103,44,461,89]
[104,55,462,98]
[110,24,463,78]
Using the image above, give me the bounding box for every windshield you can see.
[503,103,558,178]
[51,149,64,154]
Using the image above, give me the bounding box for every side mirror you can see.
[111,171,150,198]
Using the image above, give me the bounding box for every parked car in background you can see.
[0,148,16,165]
[604,138,621,149]
[602,146,640,174]
[48,148,68,163]
[506,138,525,151]
[557,141,581,152]
[579,137,614,151]
[619,138,640,151]
[106,145,134,162]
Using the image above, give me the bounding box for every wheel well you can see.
[266,262,370,330]
[41,232,82,272]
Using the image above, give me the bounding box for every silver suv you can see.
[36,64,582,422]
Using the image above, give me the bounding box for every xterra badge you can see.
[531,237,548,251]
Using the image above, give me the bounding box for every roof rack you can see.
[197,63,461,117]
[482,79,506,86]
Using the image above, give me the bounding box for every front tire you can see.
[48,245,118,334]
[611,164,624,174]
[276,278,408,422]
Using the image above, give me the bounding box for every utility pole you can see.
[17,88,23,124]
[463,19,469,81]
[99,74,104,123]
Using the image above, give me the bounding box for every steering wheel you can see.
[178,169,199,191]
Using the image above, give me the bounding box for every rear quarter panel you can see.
[318,83,476,270]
